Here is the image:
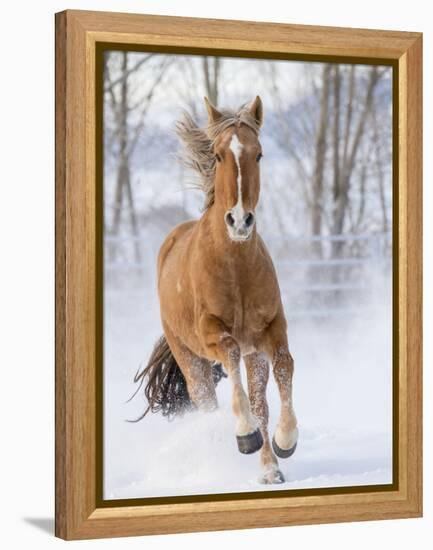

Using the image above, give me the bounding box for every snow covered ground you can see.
[103,274,393,499]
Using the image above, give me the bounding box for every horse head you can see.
[205,96,263,242]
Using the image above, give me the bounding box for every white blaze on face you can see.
[229,134,245,226]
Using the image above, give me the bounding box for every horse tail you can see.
[127,335,191,422]
[127,335,226,422]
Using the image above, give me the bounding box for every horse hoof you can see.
[236,429,263,454]
[272,437,297,459]
[260,468,285,484]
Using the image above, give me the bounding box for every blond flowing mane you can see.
[175,104,261,210]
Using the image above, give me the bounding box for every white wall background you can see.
[0,0,430,548]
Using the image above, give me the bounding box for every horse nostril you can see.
[225,212,235,227]
[245,212,254,227]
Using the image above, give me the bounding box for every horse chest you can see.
[211,278,273,344]
[194,241,280,350]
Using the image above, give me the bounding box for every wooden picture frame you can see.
[55,9,422,540]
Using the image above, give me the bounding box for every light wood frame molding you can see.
[55,9,422,540]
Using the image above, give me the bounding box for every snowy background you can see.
[103,52,393,499]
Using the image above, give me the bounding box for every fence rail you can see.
[104,231,392,319]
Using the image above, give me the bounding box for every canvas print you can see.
[102,51,393,499]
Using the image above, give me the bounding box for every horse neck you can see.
[203,201,258,263]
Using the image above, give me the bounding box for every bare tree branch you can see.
[104,54,155,93]
[332,67,382,243]
[127,58,172,156]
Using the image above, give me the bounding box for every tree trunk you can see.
[110,52,136,263]
[332,65,341,203]
[311,64,332,258]
[203,57,220,105]
[331,67,381,257]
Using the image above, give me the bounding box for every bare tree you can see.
[266,63,319,255]
[104,52,171,263]
[371,96,390,234]
[311,64,332,257]
[268,63,387,247]
[202,57,221,105]
[330,66,382,257]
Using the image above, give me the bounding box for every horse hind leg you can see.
[163,322,218,412]
[245,352,285,484]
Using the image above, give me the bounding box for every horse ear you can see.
[246,96,264,127]
[204,97,223,124]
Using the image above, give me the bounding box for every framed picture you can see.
[55,10,422,540]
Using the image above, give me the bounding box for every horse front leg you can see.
[244,352,285,484]
[199,314,263,454]
[265,314,298,459]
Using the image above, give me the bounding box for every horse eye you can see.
[256,153,263,162]
[215,153,222,162]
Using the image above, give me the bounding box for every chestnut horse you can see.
[133,97,298,484]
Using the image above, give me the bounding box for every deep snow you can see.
[103,276,392,499]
